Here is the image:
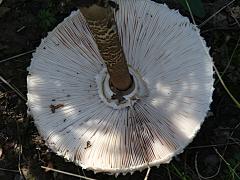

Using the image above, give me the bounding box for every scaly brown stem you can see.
[80,4,132,91]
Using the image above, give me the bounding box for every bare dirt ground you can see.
[0,0,240,179]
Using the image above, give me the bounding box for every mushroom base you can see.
[96,67,148,109]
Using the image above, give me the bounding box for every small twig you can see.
[229,6,240,28]
[214,148,240,179]
[171,164,187,180]
[229,122,240,139]
[16,26,26,33]
[77,166,87,180]
[0,75,27,101]
[41,166,96,180]
[185,0,196,25]
[16,114,26,180]
[214,7,240,85]
[80,167,87,178]
[0,50,35,64]
[166,166,172,180]
[0,167,19,173]
[211,61,240,109]
[229,136,240,143]
[198,0,236,28]
[144,166,151,180]
[219,121,240,170]
[214,36,240,86]
[194,122,240,179]
[201,27,239,34]
[187,142,240,149]
[18,145,26,180]
[194,152,222,179]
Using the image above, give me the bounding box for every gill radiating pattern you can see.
[27,0,213,174]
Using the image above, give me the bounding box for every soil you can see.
[0,0,240,180]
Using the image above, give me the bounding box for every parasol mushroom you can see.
[27,0,214,175]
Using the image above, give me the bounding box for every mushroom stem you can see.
[80,3,133,92]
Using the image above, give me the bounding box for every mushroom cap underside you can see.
[27,0,214,175]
